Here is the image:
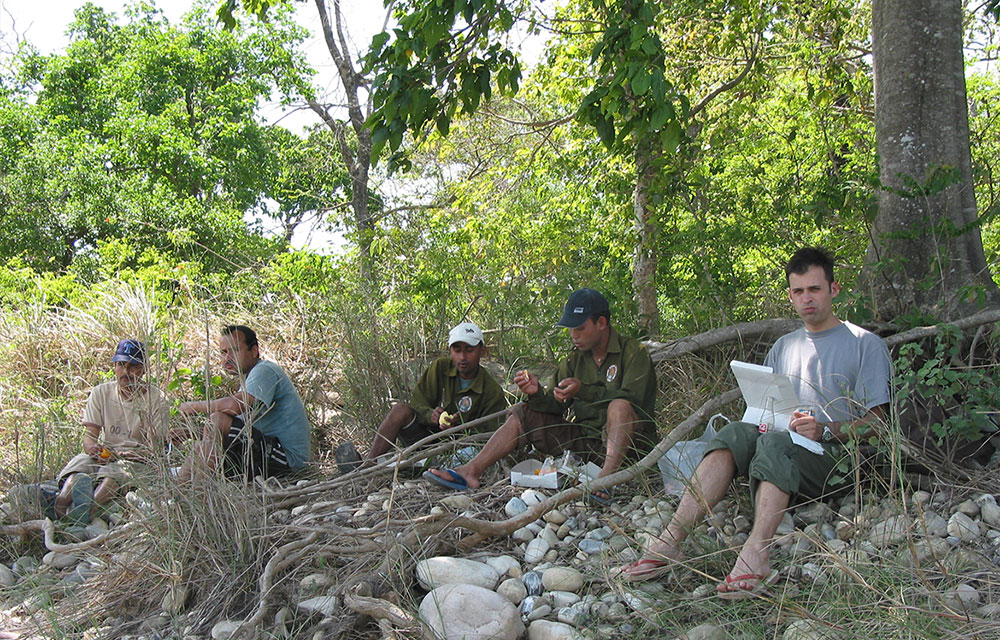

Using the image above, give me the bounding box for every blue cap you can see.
[556,288,609,328]
[111,339,146,365]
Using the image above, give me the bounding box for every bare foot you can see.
[717,541,771,595]
[614,537,686,581]
[427,466,480,489]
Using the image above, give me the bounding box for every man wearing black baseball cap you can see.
[54,338,170,524]
[426,289,657,501]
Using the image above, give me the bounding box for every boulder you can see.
[947,512,980,542]
[416,556,499,591]
[419,583,522,640]
[527,619,583,640]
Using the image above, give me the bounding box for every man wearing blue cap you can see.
[54,339,170,522]
[427,289,657,501]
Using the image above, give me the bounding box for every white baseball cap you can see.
[448,322,484,347]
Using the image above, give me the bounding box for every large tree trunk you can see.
[633,140,660,337]
[862,0,999,321]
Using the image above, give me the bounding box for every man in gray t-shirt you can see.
[177,325,310,480]
[619,247,891,599]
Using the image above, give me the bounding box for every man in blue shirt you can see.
[177,325,310,480]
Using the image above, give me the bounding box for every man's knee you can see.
[209,411,233,436]
[606,399,638,428]
[387,403,415,421]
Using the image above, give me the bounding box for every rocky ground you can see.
[1,471,999,639]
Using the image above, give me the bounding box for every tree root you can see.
[344,590,433,640]
[0,518,138,552]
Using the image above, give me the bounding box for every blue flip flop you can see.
[422,469,469,491]
[587,489,613,507]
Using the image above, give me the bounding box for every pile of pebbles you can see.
[3,479,1000,639]
[407,482,1000,639]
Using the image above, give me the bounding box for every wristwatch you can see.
[821,425,835,442]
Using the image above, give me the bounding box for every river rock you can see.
[11,556,39,576]
[161,584,188,616]
[297,595,339,617]
[980,500,1000,528]
[525,538,551,564]
[441,494,475,510]
[506,497,529,517]
[911,491,931,507]
[957,499,979,517]
[513,526,535,542]
[300,573,334,590]
[944,583,980,609]
[527,619,583,640]
[782,618,837,640]
[548,590,581,608]
[869,515,909,547]
[416,557,499,590]
[522,489,547,506]
[210,621,241,639]
[578,539,608,554]
[916,511,948,537]
[420,583,522,640]
[522,571,543,595]
[544,509,568,525]
[0,564,15,586]
[680,623,728,640]
[539,525,560,546]
[557,602,588,626]
[498,577,528,604]
[42,551,79,570]
[542,567,584,592]
[795,502,831,525]
[485,555,521,578]
[947,513,980,542]
[776,512,796,535]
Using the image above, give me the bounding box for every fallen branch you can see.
[236,532,321,636]
[344,591,433,639]
[645,307,1000,362]
[882,307,1000,347]
[425,388,744,547]
[0,518,138,552]
[645,319,800,362]
[263,407,513,508]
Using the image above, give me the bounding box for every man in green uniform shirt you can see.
[344,322,507,468]
[426,289,657,500]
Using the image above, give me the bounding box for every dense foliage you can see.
[1,0,998,342]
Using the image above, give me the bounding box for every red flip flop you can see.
[613,557,676,582]
[717,569,780,600]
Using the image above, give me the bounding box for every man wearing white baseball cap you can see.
[337,322,508,472]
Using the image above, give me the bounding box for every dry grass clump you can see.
[24,467,277,638]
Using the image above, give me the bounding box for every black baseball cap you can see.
[111,339,146,365]
[556,288,609,328]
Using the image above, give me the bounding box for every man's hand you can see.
[432,407,454,430]
[178,401,201,415]
[552,377,581,403]
[83,439,102,458]
[514,370,541,396]
[790,410,822,441]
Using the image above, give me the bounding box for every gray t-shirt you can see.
[240,360,310,468]
[764,321,891,424]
